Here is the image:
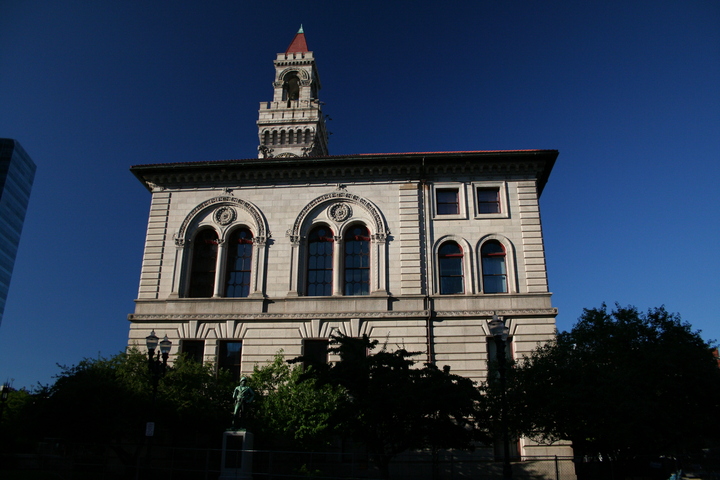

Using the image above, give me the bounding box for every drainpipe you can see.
[419,157,434,365]
[425,295,435,365]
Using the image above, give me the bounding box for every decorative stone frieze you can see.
[129,310,430,321]
[177,196,269,241]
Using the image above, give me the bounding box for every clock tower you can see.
[257,27,329,158]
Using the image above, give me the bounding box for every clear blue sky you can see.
[1,1,718,389]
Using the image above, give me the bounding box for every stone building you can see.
[127,28,563,458]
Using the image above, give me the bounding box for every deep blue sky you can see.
[1,1,718,389]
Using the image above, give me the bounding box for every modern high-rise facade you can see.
[127,29,567,460]
[0,138,36,327]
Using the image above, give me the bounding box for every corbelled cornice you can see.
[131,150,558,196]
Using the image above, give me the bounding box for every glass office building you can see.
[0,139,36,326]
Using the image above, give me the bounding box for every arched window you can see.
[288,130,294,144]
[307,226,334,296]
[283,73,300,104]
[263,131,270,145]
[481,241,507,293]
[344,225,370,295]
[271,131,278,145]
[224,228,253,297]
[280,130,286,145]
[188,229,218,298]
[439,242,464,294]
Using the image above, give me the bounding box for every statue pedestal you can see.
[219,430,254,480]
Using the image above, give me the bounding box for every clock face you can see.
[276,152,299,158]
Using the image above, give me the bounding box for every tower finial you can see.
[298,24,304,34]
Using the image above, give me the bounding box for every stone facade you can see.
[126,30,567,459]
[129,152,558,370]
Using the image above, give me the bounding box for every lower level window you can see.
[180,340,205,364]
[218,341,242,381]
[302,339,329,371]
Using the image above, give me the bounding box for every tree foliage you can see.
[247,351,343,450]
[2,349,236,459]
[298,334,483,478]
[511,304,720,459]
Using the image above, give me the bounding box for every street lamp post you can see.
[0,382,10,426]
[145,330,172,430]
[489,315,513,480]
[139,331,171,478]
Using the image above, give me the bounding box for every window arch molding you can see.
[476,234,516,294]
[173,196,270,299]
[432,235,474,295]
[286,191,390,297]
[277,68,310,84]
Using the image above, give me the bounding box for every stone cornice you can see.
[131,150,558,196]
[435,308,558,317]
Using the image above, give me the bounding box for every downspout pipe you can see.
[420,156,435,365]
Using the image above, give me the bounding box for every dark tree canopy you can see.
[511,304,720,460]
[1,349,236,461]
[296,334,483,478]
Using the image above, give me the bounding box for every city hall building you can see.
[127,28,563,457]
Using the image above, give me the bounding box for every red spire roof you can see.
[285,25,309,53]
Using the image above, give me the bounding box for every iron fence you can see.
[5,443,720,479]
[2,442,578,480]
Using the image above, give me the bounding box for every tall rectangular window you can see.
[436,188,459,215]
[307,226,334,296]
[180,340,205,364]
[188,229,219,298]
[225,228,253,298]
[481,241,507,293]
[344,225,370,295]
[218,341,242,381]
[477,187,500,214]
[302,339,329,371]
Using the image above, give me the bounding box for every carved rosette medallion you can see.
[328,203,352,222]
[214,206,236,226]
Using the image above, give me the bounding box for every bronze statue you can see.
[232,377,255,428]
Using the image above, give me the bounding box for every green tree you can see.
[511,304,720,461]
[155,352,236,445]
[247,351,343,450]
[299,334,482,479]
[4,349,235,465]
